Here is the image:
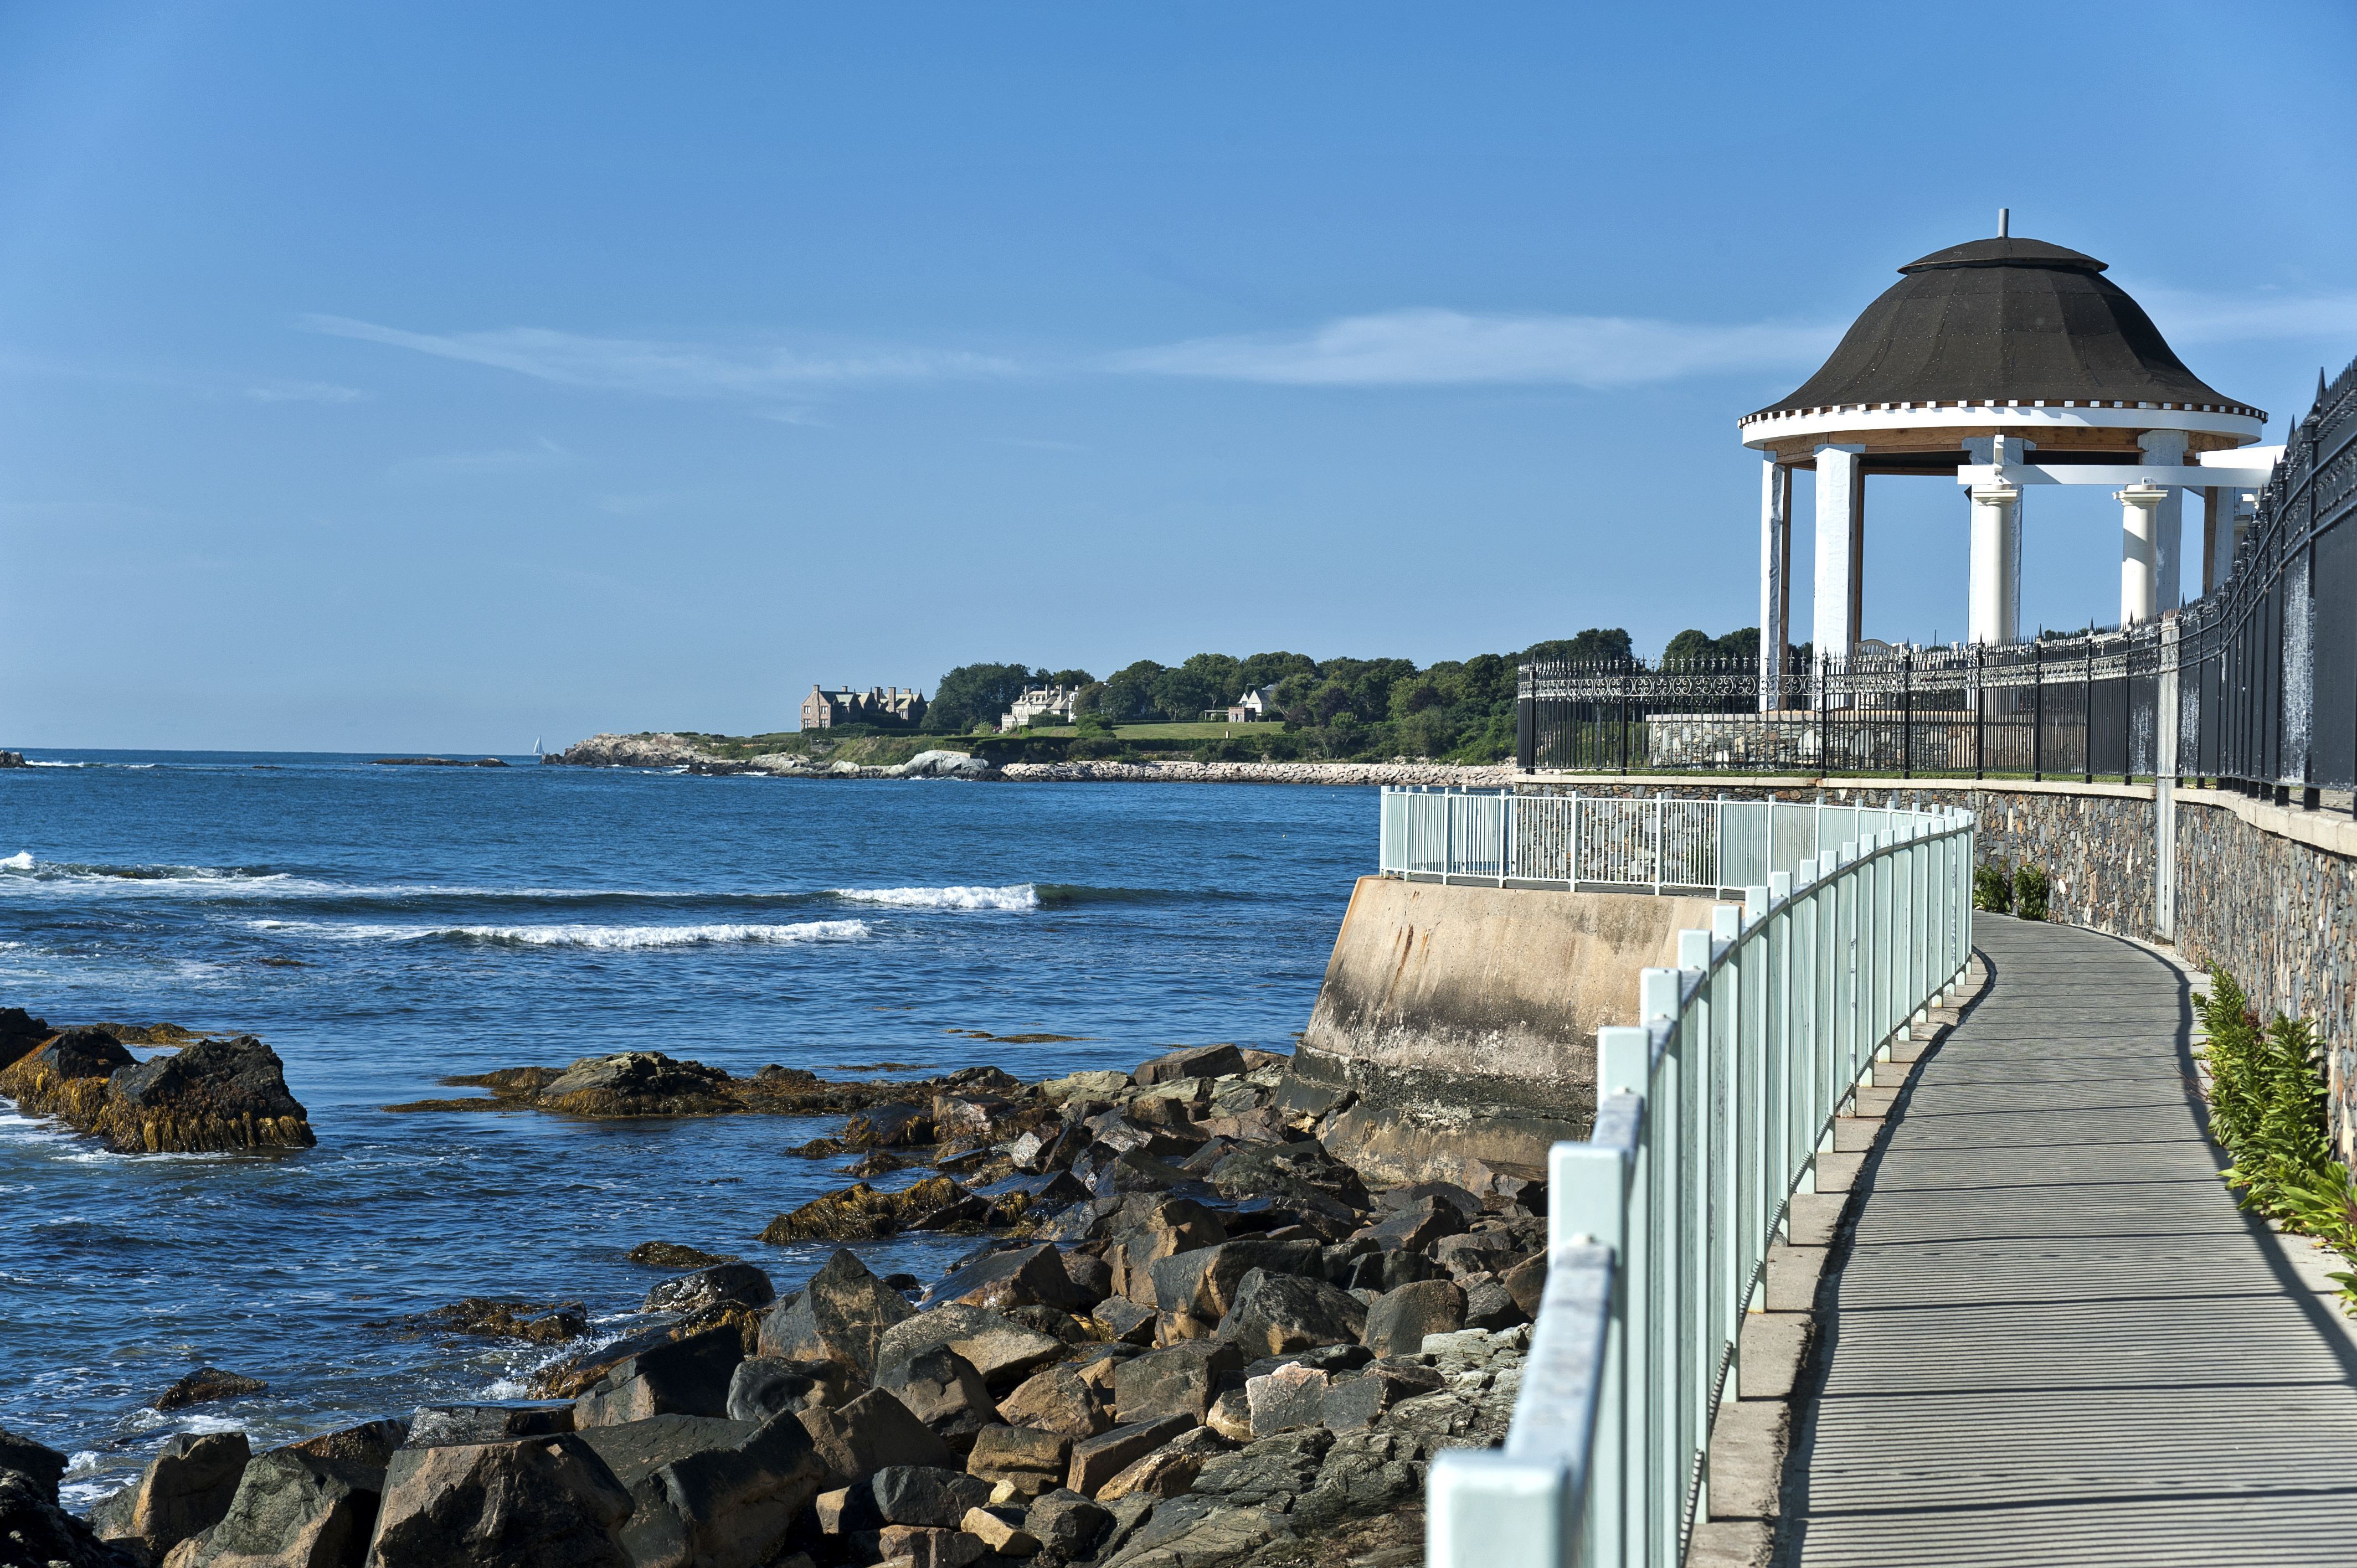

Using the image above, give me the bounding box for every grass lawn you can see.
[1022,721,1278,741]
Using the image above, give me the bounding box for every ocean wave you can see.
[250,918,871,950]
[0,854,322,895]
[830,884,1039,911]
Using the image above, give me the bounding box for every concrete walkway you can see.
[1779,915,2357,1567]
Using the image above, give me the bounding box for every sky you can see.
[4,2,2357,751]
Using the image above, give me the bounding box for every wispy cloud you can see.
[389,437,575,479]
[246,380,366,404]
[2137,287,2357,345]
[1113,307,1839,388]
[305,315,1019,398]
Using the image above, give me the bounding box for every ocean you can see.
[0,753,1370,1504]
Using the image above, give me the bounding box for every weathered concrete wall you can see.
[1291,875,1721,1184]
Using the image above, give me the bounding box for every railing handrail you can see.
[1425,804,1976,1567]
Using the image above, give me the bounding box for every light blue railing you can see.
[1378,786,1930,896]
[1426,804,1975,1568]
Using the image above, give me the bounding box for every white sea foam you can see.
[830,884,1038,911]
[249,917,871,950]
[0,852,29,870]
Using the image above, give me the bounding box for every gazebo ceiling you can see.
[1751,234,2260,422]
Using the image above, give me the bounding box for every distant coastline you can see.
[545,732,1515,788]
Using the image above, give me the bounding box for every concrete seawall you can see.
[1285,875,1718,1184]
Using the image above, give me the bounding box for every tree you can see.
[925,663,1034,732]
[1237,651,1316,694]
[1042,668,1095,689]
[1100,661,1166,721]
[1523,628,1633,666]
[1152,661,1224,721]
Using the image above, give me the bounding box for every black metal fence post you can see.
[1972,643,1985,781]
[2032,640,2044,781]
[1901,651,1913,779]
[2083,636,2095,786]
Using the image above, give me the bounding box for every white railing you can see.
[1377,786,1923,896]
[1427,804,1975,1568]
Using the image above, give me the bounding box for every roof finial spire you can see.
[1998,207,2010,239]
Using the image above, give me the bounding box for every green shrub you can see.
[1973,861,2013,914]
[2013,864,2050,921]
[2199,969,2357,1312]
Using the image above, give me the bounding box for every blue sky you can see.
[5,2,2357,750]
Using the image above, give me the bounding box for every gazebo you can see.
[1738,214,2278,707]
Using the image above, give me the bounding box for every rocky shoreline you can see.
[0,1011,315,1154]
[544,733,1514,788]
[3,1041,1539,1568]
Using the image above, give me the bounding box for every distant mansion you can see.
[1000,686,1079,731]
[801,685,928,730]
[1215,684,1280,723]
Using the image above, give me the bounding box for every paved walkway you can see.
[1780,915,2357,1567]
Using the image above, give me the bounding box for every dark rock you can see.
[999,1303,1093,1349]
[858,1464,992,1528]
[1376,1180,1485,1219]
[177,1447,380,1568]
[994,1365,1108,1438]
[1133,1045,1245,1086]
[645,1262,775,1317]
[1149,1241,1323,1322]
[1361,1280,1467,1358]
[1064,1415,1196,1498]
[1191,1426,1332,1509]
[725,1358,853,1424]
[755,1250,917,1374]
[1432,1231,1523,1281]
[94,1035,315,1153]
[0,1469,125,1568]
[0,1009,50,1074]
[1100,1493,1278,1564]
[368,1435,632,1567]
[153,1368,266,1412]
[1209,1142,1371,1214]
[1290,1429,1426,1534]
[1090,1491,1159,1560]
[573,1327,744,1426]
[284,1417,410,1470]
[1090,1149,1201,1196]
[1464,1279,1529,1331]
[923,1245,1090,1314]
[797,1389,956,1487]
[966,1425,1069,1482]
[98,1432,249,1561]
[1217,1268,1367,1356]
[1112,1342,1243,1426]
[0,1425,67,1504]
[876,1349,994,1440]
[1500,1252,1547,1317]
[570,1415,754,1491]
[1094,1427,1230,1505]
[757,1178,977,1244]
[1059,1250,1113,1304]
[959,1503,1041,1557]
[1320,1363,1445,1431]
[406,1404,574,1448]
[627,1242,738,1270]
[1364,1196,1468,1255]
[873,1306,1066,1395]
[420,1298,589,1344]
[1091,1298,1158,1345]
[842,1102,934,1148]
[1345,1247,1441,1293]
[1244,1364,1329,1438]
[873,1523,985,1568]
[618,1412,828,1568]
[1023,1488,1111,1557]
[536,1052,735,1117]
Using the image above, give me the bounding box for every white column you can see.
[1813,445,1864,663]
[1758,457,1790,710]
[2119,484,2165,625]
[2139,430,2188,611]
[2207,487,2240,592]
[1968,482,2021,643]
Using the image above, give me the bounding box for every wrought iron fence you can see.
[1516,353,2357,800]
[1426,806,1977,1567]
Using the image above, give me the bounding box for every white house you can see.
[1000,686,1079,731]
[1226,684,1280,723]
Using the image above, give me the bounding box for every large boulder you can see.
[94,1035,315,1153]
[923,1246,1090,1314]
[1218,1269,1367,1356]
[724,1359,853,1425]
[1023,1489,1111,1558]
[1361,1278,1466,1358]
[993,1365,1109,1438]
[755,1250,916,1375]
[1208,1142,1371,1215]
[1063,1416,1196,1498]
[876,1349,995,1443]
[0,1027,132,1129]
[617,1414,827,1568]
[405,1407,572,1449]
[874,1306,1065,1395]
[1148,1241,1322,1323]
[178,1448,383,1568]
[365,1436,632,1567]
[572,1328,743,1427]
[97,1431,250,1561]
[796,1390,956,1487]
[846,1466,992,1529]
[534,1054,735,1117]
[758,1178,976,1244]
[1363,1196,1468,1255]
[644,1263,774,1317]
[155,1370,267,1412]
[1133,1045,1246,1086]
[0,1009,50,1074]
[0,1425,66,1503]
[1113,1342,1243,1426]
[0,1469,121,1568]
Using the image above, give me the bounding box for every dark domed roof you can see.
[1752,233,2256,419]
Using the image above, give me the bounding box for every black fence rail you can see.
[1517,355,2357,798]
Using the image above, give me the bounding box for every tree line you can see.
[911,625,1761,764]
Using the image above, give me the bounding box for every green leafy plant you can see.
[2198,969,2357,1312]
[2013,864,2050,921]
[1973,860,2013,914]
